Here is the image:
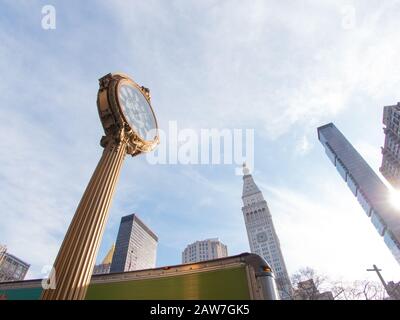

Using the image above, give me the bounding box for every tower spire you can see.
[101,243,115,265]
[243,162,250,176]
[242,164,261,199]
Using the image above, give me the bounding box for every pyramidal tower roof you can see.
[242,163,262,198]
[101,243,115,265]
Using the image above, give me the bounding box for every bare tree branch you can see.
[290,267,388,300]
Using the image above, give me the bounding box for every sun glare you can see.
[390,189,400,210]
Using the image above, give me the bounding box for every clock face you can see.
[117,83,157,141]
[256,232,268,243]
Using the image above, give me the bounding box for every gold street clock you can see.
[41,73,159,300]
[97,73,159,156]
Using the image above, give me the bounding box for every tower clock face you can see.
[117,83,157,141]
[256,231,268,243]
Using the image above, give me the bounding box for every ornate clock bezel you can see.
[97,73,159,156]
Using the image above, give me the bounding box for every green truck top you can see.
[0,253,279,300]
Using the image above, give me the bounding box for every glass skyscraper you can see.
[318,123,400,264]
[110,214,158,273]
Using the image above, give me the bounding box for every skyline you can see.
[1,0,400,285]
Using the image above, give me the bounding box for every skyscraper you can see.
[380,103,400,189]
[318,123,400,264]
[110,214,158,273]
[241,164,292,299]
[0,253,30,283]
[182,238,228,264]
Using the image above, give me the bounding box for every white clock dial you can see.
[257,232,268,243]
[118,84,157,141]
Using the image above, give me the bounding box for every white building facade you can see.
[0,253,30,283]
[182,238,228,264]
[241,165,292,299]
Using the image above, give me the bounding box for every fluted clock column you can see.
[0,247,5,266]
[41,139,126,300]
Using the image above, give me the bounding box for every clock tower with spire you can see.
[241,163,292,299]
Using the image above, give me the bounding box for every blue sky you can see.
[0,0,399,283]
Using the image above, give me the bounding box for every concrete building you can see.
[0,252,30,283]
[93,244,115,275]
[182,238,228,264]
[380,103,400,189]
[293,279,334,300]
[110,214,158,273]
[241,164,292,299]
[318,123,400,265]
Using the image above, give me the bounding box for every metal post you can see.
[366,264,399,299]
